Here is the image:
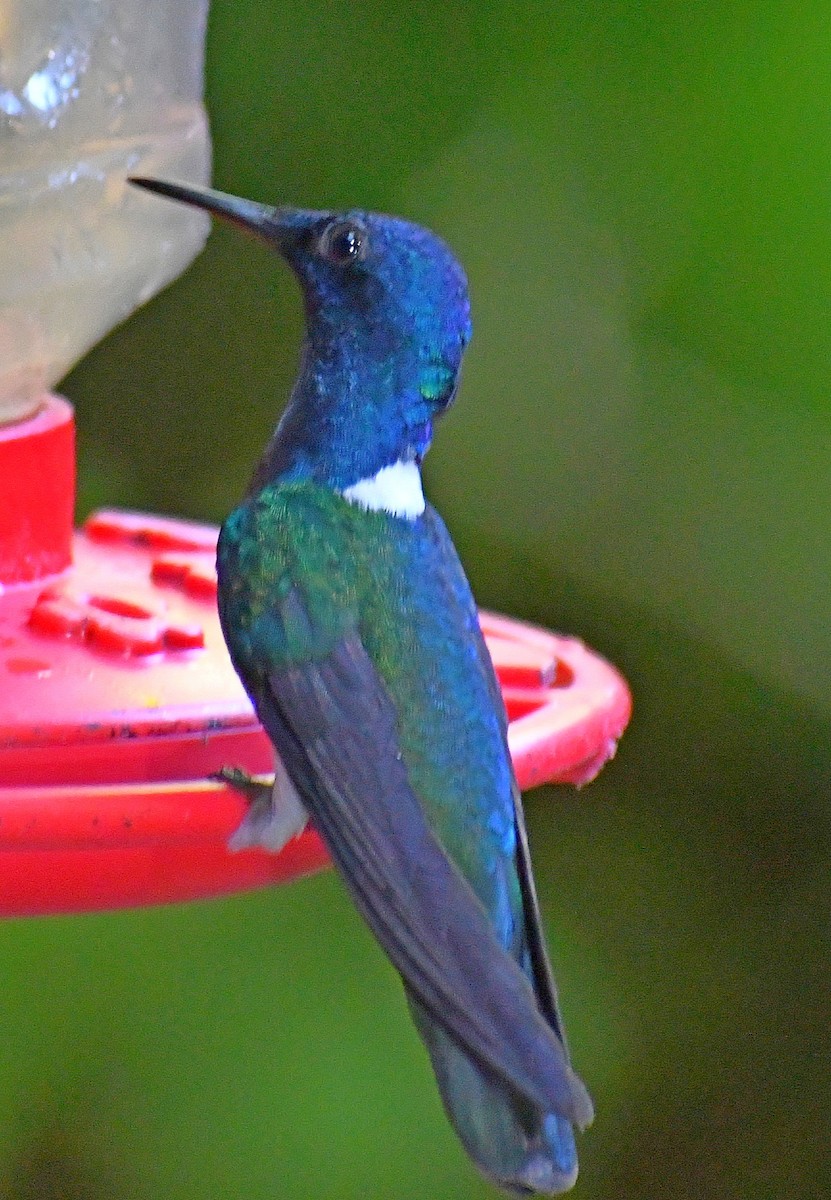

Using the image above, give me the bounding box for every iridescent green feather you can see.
[218,479,522,935]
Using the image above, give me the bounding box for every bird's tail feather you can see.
[407,992,579,1195]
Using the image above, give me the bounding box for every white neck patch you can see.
[341,459,425,520]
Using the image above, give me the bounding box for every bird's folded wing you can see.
[254,630,593,1129]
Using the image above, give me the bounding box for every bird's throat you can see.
[341,459,425,520]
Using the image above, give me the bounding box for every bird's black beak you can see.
[128,177,297,250]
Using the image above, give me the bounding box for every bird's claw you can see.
[212,764,307,854]
[210,765,274,808]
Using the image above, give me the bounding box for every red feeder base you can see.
[0,399,631,917]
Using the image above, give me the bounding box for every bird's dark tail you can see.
[407,992,579,1195]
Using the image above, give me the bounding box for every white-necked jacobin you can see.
[129,176,594,1195]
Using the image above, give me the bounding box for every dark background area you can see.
[1,4,828,1197]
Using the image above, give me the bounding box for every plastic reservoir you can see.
[0,0,211,423]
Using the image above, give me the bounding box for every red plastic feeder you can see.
[0,397,632,917]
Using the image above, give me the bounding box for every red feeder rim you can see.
[0,398,632,917]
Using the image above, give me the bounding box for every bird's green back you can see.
[218,478,523,945]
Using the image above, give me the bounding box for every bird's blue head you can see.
[129,178,472,491]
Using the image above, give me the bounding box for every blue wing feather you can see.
[250,631,592,1130]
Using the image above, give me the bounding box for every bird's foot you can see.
[212,763,308,855]
[211,765,272,807]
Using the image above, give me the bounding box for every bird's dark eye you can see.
[319,219,367,266]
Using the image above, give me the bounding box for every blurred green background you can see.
[2,3,829,1197]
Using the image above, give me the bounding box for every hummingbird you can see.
[129,176,594,1194]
